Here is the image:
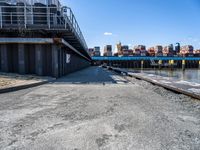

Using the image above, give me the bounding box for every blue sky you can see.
[61,0,200,52]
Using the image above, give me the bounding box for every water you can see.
[129,69,200,84]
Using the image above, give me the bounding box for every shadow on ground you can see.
[53,66,121,84]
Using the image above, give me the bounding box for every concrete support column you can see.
[0,44,9,72]
[35,45,43,76]
[52,45,59,78]
[18,44,26,74]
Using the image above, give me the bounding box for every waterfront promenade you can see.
[0,67,199,150]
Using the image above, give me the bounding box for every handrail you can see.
[0,4,88,52]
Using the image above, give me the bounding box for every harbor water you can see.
[129,69,200,84]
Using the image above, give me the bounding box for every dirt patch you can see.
[0,72,53,89]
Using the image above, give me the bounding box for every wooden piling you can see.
[199,61,200,69]
[158,60,162,70]
[182,60,186,71]
[141,60,144,70]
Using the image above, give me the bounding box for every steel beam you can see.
[0,38,54,44]
[18,44,26,74]
[52,45,59,78]
[35,45,43,76]
[0,44,9,72]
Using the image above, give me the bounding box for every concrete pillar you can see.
[18,44,26,74]
[52,45,59,78]
[0,44,9,72]
[35,45,43,76]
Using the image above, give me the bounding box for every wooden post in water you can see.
[182,60,186,71]
[141,60,144,70]
[158,60,162,70]
[168,60,171,70]
[199,61,200,69]
[171,60,174,70]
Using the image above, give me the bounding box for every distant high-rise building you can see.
[88,48,94,56]
[116,42,122,55]
[169,44,174,52]
[147,47,155,56]
[154,45,163,56]
[134,45,146,56]
[175,43,180,54]
[93,46,101,56]
[122,45,129,50]
[121,45,129,56]
[104,45,112,56]
[180,45,194,56]
[163,44,174,56]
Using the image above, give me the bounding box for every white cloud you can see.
[104,32,113,36]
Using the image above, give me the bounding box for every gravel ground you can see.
[0,67,199,150]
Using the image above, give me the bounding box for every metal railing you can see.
[0,4,88,50]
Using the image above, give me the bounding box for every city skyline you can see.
[61,0,200,53]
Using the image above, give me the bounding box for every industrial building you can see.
[0,0,91,78]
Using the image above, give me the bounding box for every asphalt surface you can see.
[0,66,199,150]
